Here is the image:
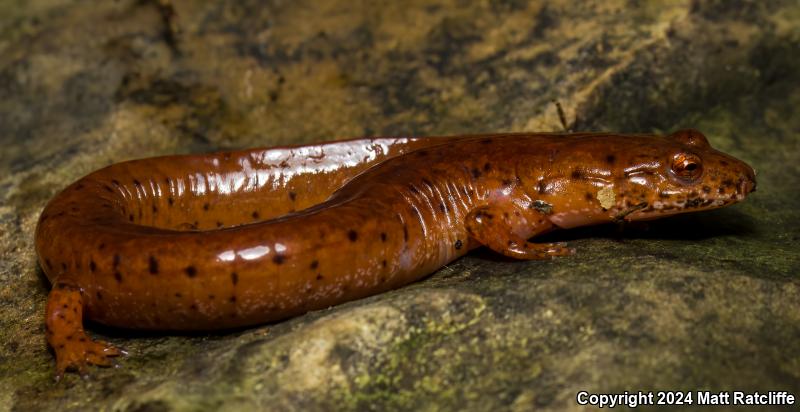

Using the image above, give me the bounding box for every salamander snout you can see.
[740,168,757,194]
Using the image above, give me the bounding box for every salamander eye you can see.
[671,153,703,181]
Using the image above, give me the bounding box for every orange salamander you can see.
[35,129,756,377]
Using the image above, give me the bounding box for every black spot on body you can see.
[606,154,616,164]
[152,205,158,213]
[114,272,122,283]
[471,168,482,178]
[252,211,260,219]
[483,163,491,172]
[148,256,159,275]
[289,191,297,201]
[310,260,319,269]
[439,203,447,213]
[403,225,409,242]
[380,232,387,242]
[316,274,323,280]
[455,239,463,250]
[96,291,103,300]
[61,263,67,270]
[168,197,174,205]
[382,259,387,268]
[231,272,238,285]
[229,296,236,303]
[348,230,358,242]
[585,193,593,200]
[175,292,182,298]
[129,214,134,222]
[203,203,210,211]
[571,169,585,179]
[113,254,120,268]
[185,266,197,277]
[133,179,141,187]
[273,254,285,264]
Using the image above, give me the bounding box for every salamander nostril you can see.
[739,177,756,194]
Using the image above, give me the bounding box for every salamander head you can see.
[518,129,756,229]
[606,129,756,222]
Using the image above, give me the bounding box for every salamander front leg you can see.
[45,281,125,380]
[465,205,575,260]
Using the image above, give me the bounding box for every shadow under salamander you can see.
[471,207,759,262]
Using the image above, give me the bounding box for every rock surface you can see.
[1,0,799,411]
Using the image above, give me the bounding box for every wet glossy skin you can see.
[35,129,755,377]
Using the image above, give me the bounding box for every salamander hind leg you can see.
[45,281,125,380]
[465,204,575,260]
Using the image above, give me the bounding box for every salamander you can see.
[35,129,756,378]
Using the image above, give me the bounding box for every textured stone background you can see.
[1,0,799,411]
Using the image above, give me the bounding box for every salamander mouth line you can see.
[613,202,649,222]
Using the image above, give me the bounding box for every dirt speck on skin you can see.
[1,1,799,411]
